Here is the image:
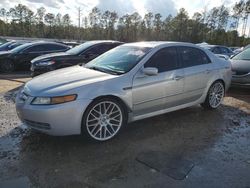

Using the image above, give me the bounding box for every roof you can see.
[123,41,196,48]
[83,40,122,44]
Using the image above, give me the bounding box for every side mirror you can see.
[143,67,158,76]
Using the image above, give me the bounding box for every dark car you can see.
[198,45,234,59]
[0,41,28,51]
[0,42,70,72]
[230,48,250,87]
[30,40,123,76]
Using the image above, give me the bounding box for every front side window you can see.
[85,46,151,75]
[179,47,210,68]
[144,47,178,73]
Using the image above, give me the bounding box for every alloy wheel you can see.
[86,101,123,141]
[208,82,224,108]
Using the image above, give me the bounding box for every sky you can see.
[0,0,241,24]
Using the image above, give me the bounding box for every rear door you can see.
[17,44,48,69]
[132,47,184,116]
[178,46,212,103]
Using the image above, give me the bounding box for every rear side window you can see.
[46,44,68,51]
[212,47,221,54]
[220,47,231,54]
[84,44,113,56]
[23,44,47,52]
[145,47,178,73]
[178,47,210,68]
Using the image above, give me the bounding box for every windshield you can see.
[232,48,250,60]
[0,41,14,49]
[66,41,97,55]
[201,45,212,51]
[10,43,31,53]
[85,46,151,75]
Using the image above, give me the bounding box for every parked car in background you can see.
[230,48,250,87]
[198,44,234,59]
[30,40,123,76]
[230,47,241,52]
[16,42,232,142]
[62,41,81,48]
[0,41,70,72]
[0,38,7,45]
[0,40,29,51]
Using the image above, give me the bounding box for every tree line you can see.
[0,1,250,46]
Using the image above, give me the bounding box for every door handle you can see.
[205,70,211,74]
[173,76,184,81]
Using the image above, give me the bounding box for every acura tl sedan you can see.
[16,42,232,142]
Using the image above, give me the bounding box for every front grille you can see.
[24,119,51,130]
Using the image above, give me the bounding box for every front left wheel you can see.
[82,98,126,142]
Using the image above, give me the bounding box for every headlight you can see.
[36,60,55,66]
[31,95,77,105]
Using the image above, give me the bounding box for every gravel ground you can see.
[0,74,249,188]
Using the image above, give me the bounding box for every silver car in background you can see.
[230,48,250,87]
[16,42,232,142]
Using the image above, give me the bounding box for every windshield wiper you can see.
[88,66,120,75]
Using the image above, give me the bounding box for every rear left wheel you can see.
[82,98,126,142]
[201,81,225,109]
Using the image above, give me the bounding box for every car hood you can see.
[31,52,71,63]
[0,51,11,57]
[25,66,116,96]
[230,59,250,72]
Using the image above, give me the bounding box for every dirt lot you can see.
[0,73,249,188]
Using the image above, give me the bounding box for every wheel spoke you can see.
[94,128,101,137]
[93,108,101,115]
[107,124,115,134]
[110,113,121,119]
[91,125,99,134]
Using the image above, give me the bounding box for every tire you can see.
[0,60,15,73]
[201,81,225,110]
[82,98,127,142]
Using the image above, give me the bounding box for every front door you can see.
[132,47,184,116]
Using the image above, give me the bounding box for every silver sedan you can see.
[16,42,232,141]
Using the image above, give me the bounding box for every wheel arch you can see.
[92,95,132,114]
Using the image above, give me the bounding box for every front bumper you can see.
[15,92,92,136]
[30,64,55,77]
[231,73,250,87]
